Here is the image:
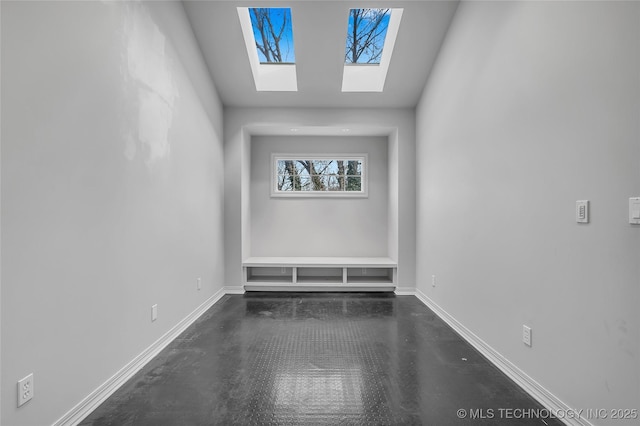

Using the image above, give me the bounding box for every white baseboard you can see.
[223,285,245,294]
[53,287,230,426]
[394,286,415,295]
[411,288,593,426]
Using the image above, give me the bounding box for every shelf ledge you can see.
[243,256,397,268]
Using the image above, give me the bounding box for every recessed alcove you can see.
[240,125,399,291]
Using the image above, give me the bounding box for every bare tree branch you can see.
[250,8,292,63]
[346,8,390,64]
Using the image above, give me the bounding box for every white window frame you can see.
[271,153,368,198]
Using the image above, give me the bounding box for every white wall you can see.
[416,1,640,423]
[1,2,225,425]
[250,135,388,258]
[224,108,416,287]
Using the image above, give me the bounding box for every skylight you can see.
[341,8,403,92]
[238,7,298,91]
[345,8,391,65]
[249,8,295,64]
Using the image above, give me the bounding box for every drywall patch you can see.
[120,1,178,169]
[616,319,634,358]
[138,89,172,165]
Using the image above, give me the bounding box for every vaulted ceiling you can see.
[183,1,459,109]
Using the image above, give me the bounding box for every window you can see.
[345,8,391,65]
[272,154,367,197]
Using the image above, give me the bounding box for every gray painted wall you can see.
[1,2,225,425]
[250,135,389,258]
[416,1,640,420]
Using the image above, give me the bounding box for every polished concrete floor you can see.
[81,293,563,425]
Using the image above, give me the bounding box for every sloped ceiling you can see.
[183,1,459,109]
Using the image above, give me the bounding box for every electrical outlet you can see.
[151,304,158,322]
[432,275,436,287]
[197,277,201,290]
[522,325,532,347]
[17,374,34,407]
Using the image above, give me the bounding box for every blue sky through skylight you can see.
[249,8,295,63]
[345,8,391,64]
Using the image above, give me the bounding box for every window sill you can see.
[270,191,368,198]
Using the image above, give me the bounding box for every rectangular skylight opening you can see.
[238,7,298,91]
[345,8,391,65]
[249,8,296,64]
[341,8,403,92]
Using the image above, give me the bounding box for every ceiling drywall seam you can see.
[414,0,461,108]
[177,0,224,114]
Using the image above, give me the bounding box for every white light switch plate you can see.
[523,325,532,347]
[576,200,589,223]
[630,197,640,225]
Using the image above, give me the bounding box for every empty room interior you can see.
[1,1,639,425]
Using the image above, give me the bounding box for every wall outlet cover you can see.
[17,374,34,407]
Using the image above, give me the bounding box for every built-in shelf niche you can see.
[346,267,394,283]
[296,267,343,283]
[246,266,294,283]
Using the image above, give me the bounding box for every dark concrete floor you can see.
[81,293,563,425]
